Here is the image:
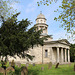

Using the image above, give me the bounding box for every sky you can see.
[3,0,75,44]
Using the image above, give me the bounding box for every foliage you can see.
[0,60,9,69]
[37,0,75,40]
[7,70,15,75]
[70,44,75,62]
[37,0,58,6]
[54,0,75,39]
[0,12,44,61]
[0,0,18,21]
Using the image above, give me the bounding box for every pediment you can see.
[44,39,70,46]
[58,39,70,45]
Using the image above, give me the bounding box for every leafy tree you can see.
[0,0,18,21]
[70,44,75,62]
[37,0,75,40]
[0,13,44,61]
[37,0,58,6]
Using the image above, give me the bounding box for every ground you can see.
[0,63,75,75]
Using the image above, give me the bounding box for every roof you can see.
[37,13,45,18]
[44,39,70,46]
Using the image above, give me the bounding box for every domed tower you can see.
[34,12,53,41]
[34,12,48,36]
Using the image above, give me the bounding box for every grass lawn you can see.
[28,63,75,75]
[0,63,75,75]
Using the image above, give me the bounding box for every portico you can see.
[49,46,70,64]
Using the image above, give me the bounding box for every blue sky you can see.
[5,0,75,43]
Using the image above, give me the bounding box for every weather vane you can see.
[40,11,42,14]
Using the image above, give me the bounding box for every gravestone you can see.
[74,64,75,71]
[9,62,11,67]
[16,62,21,67]
[0,67,5,75]
[26,63,29,67]
[21,66,28,75]
[6,67,15,75]
[55,63,59,68]
[48,62,52,69]
[41,67,44,71]
[33,63,35,66]
[11,60,15,69]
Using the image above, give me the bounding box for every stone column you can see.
[65,48,67,62]
[68,49,70,62]
[50,47,53,62]
[61,48,63,63]
[57,47,59,63]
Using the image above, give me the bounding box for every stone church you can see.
[9,13,70,64]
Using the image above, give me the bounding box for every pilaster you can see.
[65,48,67,62]
[61,48,64,63]
[57,47,59,63]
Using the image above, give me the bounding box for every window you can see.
[44,20,46,23]
[41,20,42,23]
[37,20,39,23]
[45,50,48,58]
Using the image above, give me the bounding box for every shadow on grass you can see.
[15,67,21,75]
[14,66,39,75]
[28,69,39,75]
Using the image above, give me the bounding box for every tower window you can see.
[41,20,42,23]
[37,20,39,23]
[45,50,48,58]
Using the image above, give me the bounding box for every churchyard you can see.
[0,62,75,75]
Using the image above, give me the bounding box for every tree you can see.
[70,44,75,62]
[37,0,58,6]
[0,13,44,61]
[0,0,18,21]
[37,0,75,40]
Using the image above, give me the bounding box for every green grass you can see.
[28,63,75,75]
[0,63,75,75]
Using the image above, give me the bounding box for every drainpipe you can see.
[42,45,43,64]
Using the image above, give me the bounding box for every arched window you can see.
[44,20,46,23]
[45,50,48,57]
[41,20,42,23]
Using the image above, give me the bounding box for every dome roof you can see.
[37,13,45,18]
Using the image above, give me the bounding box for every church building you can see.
[9,13,70,64]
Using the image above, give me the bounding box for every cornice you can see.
[34,23,48,26]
